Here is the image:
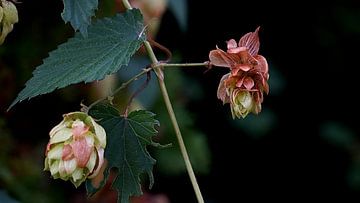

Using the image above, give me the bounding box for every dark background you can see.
[1,0,360,202]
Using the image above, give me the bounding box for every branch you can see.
[84,67,152,113]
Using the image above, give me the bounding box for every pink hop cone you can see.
[210,27,269,118]
[44,112,106,187]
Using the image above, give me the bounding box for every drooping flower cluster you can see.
[209,27,269,118]
[0,0,18,44]
[44,112,106,187]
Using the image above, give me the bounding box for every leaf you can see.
[0,190,19,203]
[168,0,188,31]
[9,9,145,110]
[86,103,159,203]
[61,0,98,37]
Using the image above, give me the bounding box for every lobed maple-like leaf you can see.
[86,103,159,203]
[9,9,145,109]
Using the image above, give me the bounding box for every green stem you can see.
[145,41,206,203]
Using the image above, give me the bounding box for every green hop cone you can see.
[0,0,19,44]
[230,89,255,119]
[0,6,3,23]
[44,112,106,187]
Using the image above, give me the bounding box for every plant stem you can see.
[124,71,151,117]
[122,0,132,9]
[85,60,208,113]
[86,67,152,112]
[123,1,204,202]
[144,42,205,203]
[154,62,209,68]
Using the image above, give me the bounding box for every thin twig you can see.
[149,39,172,63]
[124,71,151,117]
[83,60,209,114]
[153,62,210,68]
[84,67,152,113]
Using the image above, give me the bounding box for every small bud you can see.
[0,0,19,45]
[44,112,106,187]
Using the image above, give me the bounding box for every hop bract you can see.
[0,0,18,44]
[44,112,106,187]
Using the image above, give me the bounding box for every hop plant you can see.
[209,27,269,118]
[7,0,271,200]
[0,0,18,44]
[44,112,106,187]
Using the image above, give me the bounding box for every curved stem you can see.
[85,60,207,113]
[86,67,152,112]
[122,0,132,9]
[124,71,151,117]
[149,39,172,63]
[145,41,205,203]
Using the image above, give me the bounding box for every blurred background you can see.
[1,0,360,202]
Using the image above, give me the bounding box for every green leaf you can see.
[9,9,145,109]
[86,103,159,203]
[168,0,188,31]
[0,190,19,203]
[61,0,98,37]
